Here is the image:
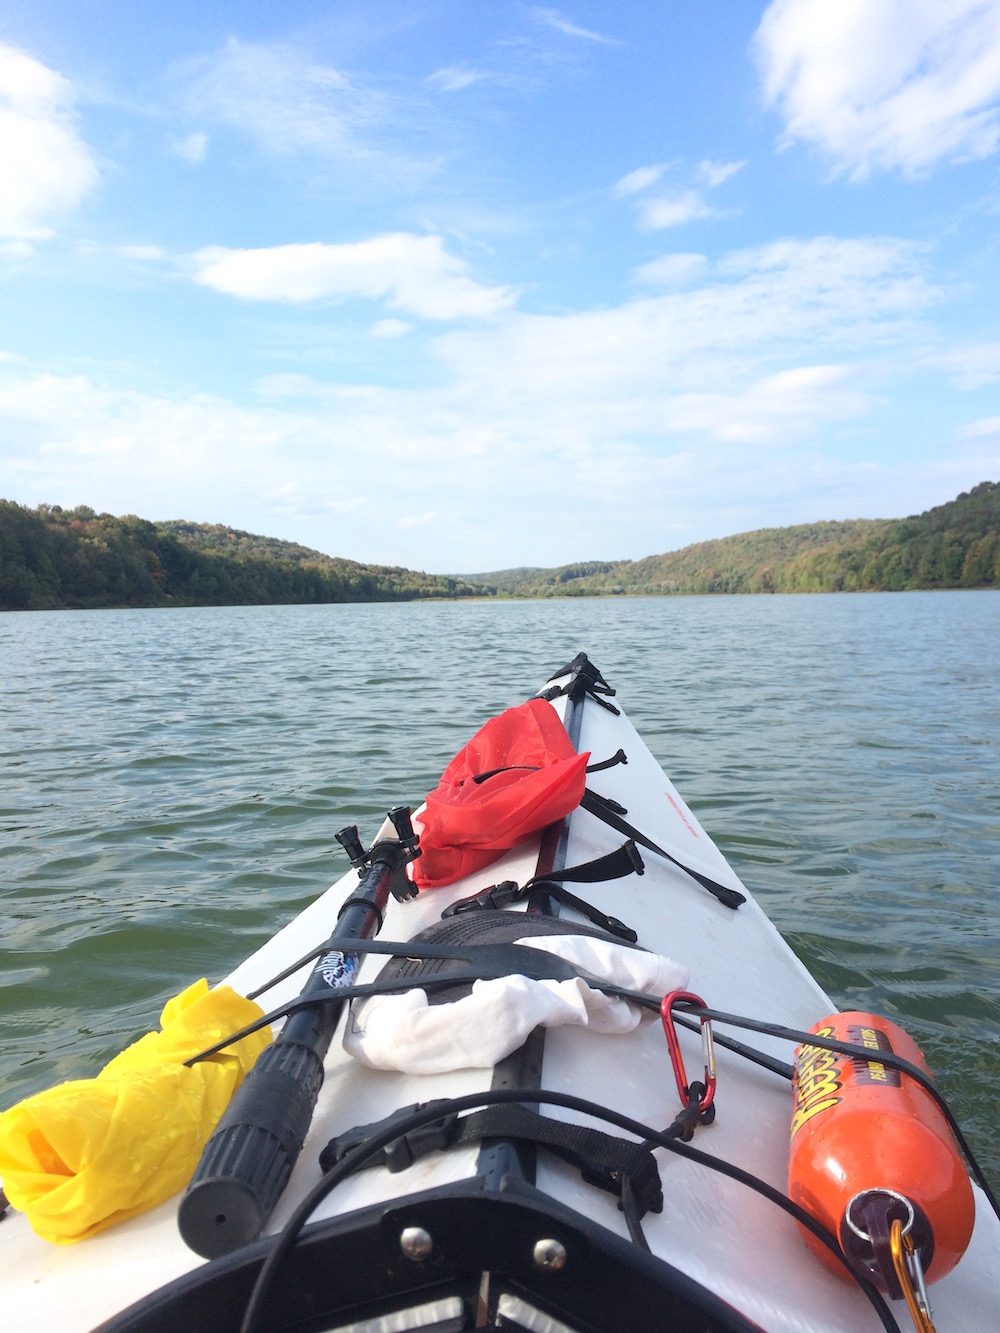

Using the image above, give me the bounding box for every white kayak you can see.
[2,653,998,1333]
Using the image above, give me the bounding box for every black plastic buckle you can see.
[441,880,523,918]
[319,1100,458,1175]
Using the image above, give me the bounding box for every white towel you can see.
[343,935,689,1075]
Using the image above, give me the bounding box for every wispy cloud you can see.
[0,43,99,241]
[665,364,867,443]
[530,8,623,47]
[369,318,412,339]
[432,237,935,441]
[618,158,744,230]
[930,341,1000,390]
[697,159,745,188]
[179,38,396,162]
[962,416,1000,438]
[632,253,709,287]
[612,163,669,198]
[3,233,979,568]
[639,190,713,230]
[117,245,166,261]
[425,66,489,93]
[192,233,518,320]
[171,130,207,163]
[754,0,1000,178]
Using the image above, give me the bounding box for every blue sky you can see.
[2,1,999,572]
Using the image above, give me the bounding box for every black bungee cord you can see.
[178,935,995,1333]
[188,943,1000,1224]
[237,1085,903,1333]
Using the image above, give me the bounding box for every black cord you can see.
[190,949,1000,1231]
[237,1086,901,1333]
[671,1001,1000,1223]
[619,1175,651,1251]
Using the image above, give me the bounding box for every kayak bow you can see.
[2,654,997,1333]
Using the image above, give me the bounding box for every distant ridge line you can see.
[1,482,997,610]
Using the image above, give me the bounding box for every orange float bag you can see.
[788,1011,974,1296]
[411,697,589,890]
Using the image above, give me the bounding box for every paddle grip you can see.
[177,1037,328,1258]
[178,825,415,1258]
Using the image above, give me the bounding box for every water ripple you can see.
[1,593,998,1177]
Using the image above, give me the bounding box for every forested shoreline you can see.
[469,482,1000,597]
[1,482,997,611]
[0,504,480,610]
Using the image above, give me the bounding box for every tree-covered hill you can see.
[2,483,997,611]
[461,482,1000,597]
[0,504,484,611]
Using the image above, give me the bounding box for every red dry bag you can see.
[412,697,589,890]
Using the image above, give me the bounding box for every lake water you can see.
[2,592,998,1180]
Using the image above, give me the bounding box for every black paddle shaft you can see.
[177,813,418,1259]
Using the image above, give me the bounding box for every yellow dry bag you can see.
[0,979,271,1243]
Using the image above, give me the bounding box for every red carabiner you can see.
[661,990,717,1113]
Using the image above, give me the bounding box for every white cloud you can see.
[426,66,487,92]
[697,159,745,188]
[632,253,708,287]
[755,0,1000,177]
[428,236,936,446]
[962,416,1000,438]
[530,8,622,47]
[1,239,35,260]
[640,191,713,230]
[931,342,1000,389]
[613,164,668,197]
[172,131,208,163]
[193,233,518,320]
[1,233,970,568]
[181,38,392,161]
[118,245,166,261]
[665,365,868,443]
[0,43,99,240]
[369,318,413,339]
[625,160,742,231]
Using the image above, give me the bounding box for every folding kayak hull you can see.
[2,656,998,1333]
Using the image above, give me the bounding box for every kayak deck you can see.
[2,658,998,1332]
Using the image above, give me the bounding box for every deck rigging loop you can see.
[235,1085,903,1333]
[580,789,746,910]
[319,1100,664,1219]
[539,650,621,714]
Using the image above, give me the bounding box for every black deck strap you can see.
[442,878,638,942]
[526,839,644,886]
[586,748,628,773]
[581,789,746,910]
[320,1101,663,1219]
[442,840,644,940]
[517,884,638,942]
[538,652,621,715]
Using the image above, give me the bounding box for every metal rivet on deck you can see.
[400,1225,433,1260]
[533,1238,567,1271]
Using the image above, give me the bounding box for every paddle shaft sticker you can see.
[318,950,360,989]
